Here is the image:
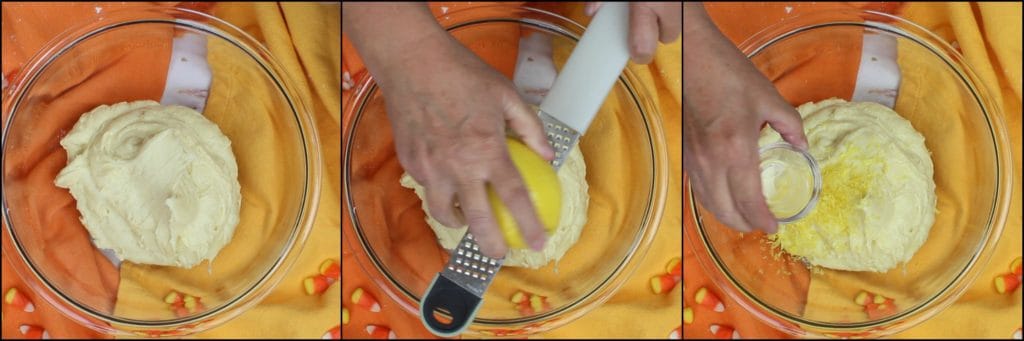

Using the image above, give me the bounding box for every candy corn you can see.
[365,324,396,339]
[320,259,340,280]
[510,290,529,304]
[695,287,724,312]
[351,288,381,312]
[684,307,694,324]
[305,275,332,295]
[1013,328,1021,339]
[4,288,35,313]
[1011,257,1022,277]
[322,325,340,339]
[859,291,896,319]
[667,257,681,279]
[651,274,678,294]
[164,291,183,305]
[529,294,551,312]
[669,325,681,339]
[709,324,739,339]
[342,307,349,325]
[994,273,1020,294]
[854,291,872,306]
[173,305,190,318]
[19,324,49,339]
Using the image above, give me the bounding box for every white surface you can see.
[160,29,211,112]
[852,27,900,108]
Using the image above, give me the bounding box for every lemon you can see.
[487,138,562,250]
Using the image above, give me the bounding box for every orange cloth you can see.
[342,1,682,339]
[683,1,1022,339]
[1,2,178,339]
[2,2,340,339]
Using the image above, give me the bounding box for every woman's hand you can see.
[344,3,554,258]
[682,3,808,234]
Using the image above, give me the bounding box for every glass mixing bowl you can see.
[343,5,668,337]
[684,10,1012,338]
[1,6,320,337]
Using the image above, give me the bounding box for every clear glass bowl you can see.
[1,7,321,337]
[684,10,1012,338]
[342,5,668,337]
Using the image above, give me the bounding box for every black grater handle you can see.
[420,274,482,337]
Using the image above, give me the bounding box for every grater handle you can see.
[420,274,482,337]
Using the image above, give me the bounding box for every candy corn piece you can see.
[529,294,551,312]
[684,307,694,324]
[994,273,1020,294]
[365,324,396,339]
[516,300,535,316]
[173,305,190,318]
[4,288,35,313]
[322,325,340,339]
[510,290,530,304]
[183,295,203,313]
[164,291,183,306]
[863,293,896,319]
[351,288,381,312]
[305,275,332,295]
[1012,257,1022,277]
[651,274,678,294]
[342,307,349,325]
[1013,328,1021,339]
[709,324,739,339]
[667,257,681,279]
[19,324,49,339]
[695,287,724,312]
[669,325,681,339]
[854,291,873,306]
[320,259,340,280]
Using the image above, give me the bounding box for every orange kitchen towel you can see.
[109,2,342,339]
[684,1,1022,339]
[342,1,681,339]
[2,2,341,339]
[1,2,180,339]
[682,2,880,338]
[877,2,1022,338]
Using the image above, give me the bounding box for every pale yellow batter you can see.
[400,146,588,269]
[760,98,937,272]
[55,101,241,268]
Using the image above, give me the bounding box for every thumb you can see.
[504,95,555,160]
[764,104,809,151]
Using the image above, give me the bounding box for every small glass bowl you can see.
[758,142,821,223]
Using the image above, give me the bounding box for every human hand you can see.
[376,31,555,259]
[682,3,808,234]
[585,2,681,64]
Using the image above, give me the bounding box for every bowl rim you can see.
[341,4,669,336]
[0,6,322,336]
[685,9,1013,338]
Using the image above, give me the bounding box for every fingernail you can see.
[584,3,598,16]
[764,221,778,234]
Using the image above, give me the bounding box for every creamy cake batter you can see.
[400,146,588,269]
[760,98,937,272]
[55,100,241,268]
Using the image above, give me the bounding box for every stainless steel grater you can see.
[419,114,577,337]
[420,3,630,337]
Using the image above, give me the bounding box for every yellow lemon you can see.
[487,138,562,250]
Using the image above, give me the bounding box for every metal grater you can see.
[419,112,577,337]
[539,110,581,171]
[421,3,629,337]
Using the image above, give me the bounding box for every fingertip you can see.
[763,220,779,234]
